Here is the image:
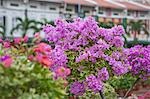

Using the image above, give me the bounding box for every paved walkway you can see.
[127,83,150,99]
[118,82,150,99]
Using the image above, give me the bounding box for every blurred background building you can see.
[0,0,150,41]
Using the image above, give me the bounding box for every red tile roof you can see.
[64,0,95,6]
[143,3,150,7]
[49,0,150,11]
[93,0,125,9]
[117,1,149,11]
[36,0,63,3]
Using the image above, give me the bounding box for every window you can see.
[10,3,19,7]
[30,5,37,8]
[66,8,72,12]
[140,14,145,17]
[99,11,103,14]
[59,5,64,9]
[84,10,90,13]
[113,12,119,15]
[49,7,56,10]
[127,13,131,16]
[99,8,104,15]
[0,0,3,6]
[75,5,78,13]
[140,11,147,17]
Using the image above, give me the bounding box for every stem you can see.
[123,77,140,98]
[99,91,105,99]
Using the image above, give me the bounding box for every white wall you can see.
[0,0,60,37]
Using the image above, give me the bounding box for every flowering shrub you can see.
[43,17,130,97]
[0,37,66,98]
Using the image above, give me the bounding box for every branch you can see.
[99,91,105,99]
[123,77,140,98]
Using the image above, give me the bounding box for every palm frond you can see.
[143,28,149,37]
[16,17,23,23]
[29,26,40,32]
[36,21,43,25]
[0,25,6,37]
[10,24,22,35]
[28,20,38,27]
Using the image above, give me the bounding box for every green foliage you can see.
[126,40,150,48]
[78,83,117,99]
[0,25,5,38]
[103,83,118,99]
[41,18,54,26]
[66,47,119,98]
[98,22,114,28]
[10,17,55,37]
[0,50,66,99]
[108,74,136,90]
[11,17,41,37]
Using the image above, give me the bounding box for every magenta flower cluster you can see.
[43,17,124,51]
[86,75,103,93]
[126,45,150,79]
[50,47,70,79]
[70,67,109,95]
[70,81,85,96]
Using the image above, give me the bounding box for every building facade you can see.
[0,0,150,40]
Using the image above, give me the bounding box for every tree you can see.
[0,25,5,38]
[128,20,149,41]
[11,17,41,37]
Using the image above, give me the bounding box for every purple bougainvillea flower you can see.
[86,75,103,92]
[98,67,109,81]
[70,81,85,96]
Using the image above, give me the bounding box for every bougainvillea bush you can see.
[43,17,131,98]
[0,37,67,99]
[43,17,150,98]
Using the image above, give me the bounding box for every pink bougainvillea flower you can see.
[34,43,53,68]
[28,55,35,61]
[0,55,13,68]
[2,41,11,48]
[14,37,22,44]
[66,68,71,75]
[0,38,3,43]
[41,55,53,67]
[34,32,41,43]
[23,35,29,43]
[55,67,71,78]
[35,54,52,67]
[34,32,40,38]
[138,91,150,99]
[34,43,51,54]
